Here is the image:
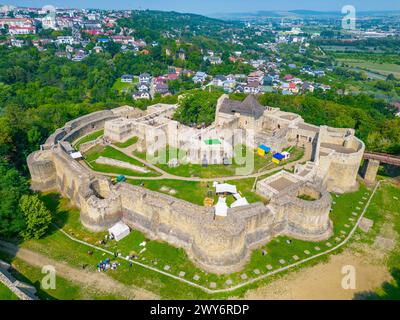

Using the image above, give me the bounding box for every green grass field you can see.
[84,145,160,177]
[0,251,128,300]
[353,181,400,299]
[73,130,104,150]
[112,77,138,93]
[113,136,138,149]
[133,145,304,179]
[127,174,271,206]
[0,281,19,300]
[337,59,400,78]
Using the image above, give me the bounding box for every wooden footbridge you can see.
[363,152,400,166]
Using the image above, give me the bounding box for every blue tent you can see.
[273,153,285,161]
[259,145,271,153]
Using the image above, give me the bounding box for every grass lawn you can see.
[73,130,104,150]
[352,181,400,299]
[126,175,270,206]
[133,145,304,179]
[112,77,138,93]
[0,251,127,300]
[337,59,400,78]
[10,180,382,299]
[113,136,138,149]
[0,281,19,300]
[83,145,160,178]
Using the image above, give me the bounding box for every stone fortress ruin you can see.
[27,94,365,274]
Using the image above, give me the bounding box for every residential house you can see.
[247,71,264,84]
[10,39,25,47]
[223,81,236,93]
[137,82,150,92]
[282,89,293,95]
[212,75,226,87]
[154,76,167,85]
[235,84,245,93]
[291,78,303,85]
[284,74,294,81]
[392,102,400,117]
[56,36,74,45]
[139,73,151,84]
[316,84,331,92]
[154,83,170,96]
[301,82,315,93]
[8,25,36,35]
[182,69,194,77]
[93,46,103,53]
[167,73,179,81]
[71,50,87,61]
[244,82,261,94]
[209,56,222,65]
[132,91,151,100]
[177,48,186,60]
[289,82,299,94]
[121,74,134,83]
[192,71,207,83]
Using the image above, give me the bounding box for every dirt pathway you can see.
[0,241,158,300]
[242,245,392,300]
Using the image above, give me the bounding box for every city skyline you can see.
[5,0,400,15]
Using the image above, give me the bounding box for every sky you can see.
[6,0,400,15]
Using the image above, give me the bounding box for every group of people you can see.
[97,258,121,272]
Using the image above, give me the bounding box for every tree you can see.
[19,194,52,240]
[173,90,221,125]
[0,161,29,238]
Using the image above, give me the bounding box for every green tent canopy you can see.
[204,139,221,145]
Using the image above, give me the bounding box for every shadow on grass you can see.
[354,268,400,300]
[378,164,400,179]
[39,193,69,235]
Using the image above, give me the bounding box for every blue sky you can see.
[7,0,400,14]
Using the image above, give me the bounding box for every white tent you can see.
[231,197,249,208]
[282,151,291,160]
[214,197,228,217]
[108,222,130,241]
[233,193,242,200]
[215,183,237,194]
[70,151,83,160]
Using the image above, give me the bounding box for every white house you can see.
[139,73,151,84]
[121,74,134,83]
[133,91,151,100]
[56,36,74,45]
[244,82,261,94]
[192,71,207,83]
